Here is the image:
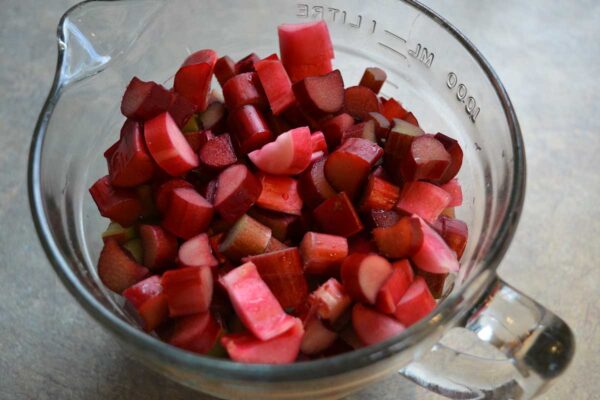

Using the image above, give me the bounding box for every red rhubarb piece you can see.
[248,208,300,242]
[320,113,354,149]
[301,316,338,355]
[162,266,213,317]
[297,157,337,209]
[228,105,273,154]
[174,49,218,111]
[256,174,303,216]
[108,120,155,187]
[144,112,199,176]
[344,86,381,121]
[411,217,460,274]
[169,312,222,354]
[198,101,227,133]
[162,187,214,239]
[255,58,295,115]
[198,134,238,171]
[123,275,163,309]
[101,221,136,244]
[243,247,309,310]
[396,181,451,223]
[309,278,352,323]
[373,216,423,259]
[248,126,312,175]
[219,262,296,340]
[235,53,261,74]
[120,77,171,121]
[324,138,383,198]
[293,70,344,118]
[154,179,194,214]
[264,237,288,252]
[367,112,391,141]
[214,56,237,87]
[359,67,387,94]
[416,269,448,299]
[440,178,463,207]
[278,20,334,66]
[437,216,468,259]
[218,214,272,261]
[433,132,463,183]
[401,134,452,182]
[342,120,377,143]
[376,259,413,314]
[98,239,149,293]
[178,233,219,269]
[365,209,402,229]
[381,98,409,120]
[313,192,363,237]
[353,304,405,346]
[348,234,378,254]
[139,224,178,270]
[299,232,348,275]
[168,93,197,129]
[214,164,262,222]
[403,112,419,126]
[221,318,304,364]
[89,176,142,227]
[383,119,424,182]
[223,72,267,110]
[138,294,169,332]
[184,129,214,152]
[310,131,328,154]
[341,253,393,304]
[359,175,400,212]
[393,276,436,326]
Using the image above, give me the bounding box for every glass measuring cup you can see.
[28,0,574,398]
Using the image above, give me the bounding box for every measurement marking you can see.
[384,30,407,43]
[386,80,399,89]
[377,42,407,60]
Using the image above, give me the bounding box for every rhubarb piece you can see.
[137,294,169,332]
[344,86,381,121]
[437,216,468,259]
[352,304,405,346]
[309,278,352,322]
[248,208,300,241]
[320,113,354,149]
[108,120,155,187]
[178,233,219,269]
[416,269,448,299]
[404,112,419,127]
[123,275,163,309]
[102,221,137,244]
[154,179,194,214]
[183,129,214,153]
[373,216,423,259]
[342,120,376,143]
[286,57,333,83]
[348,234,377,254]
[219,262,296,340]
[441,207,456,218]
[359,175,400,212]
[401,135,451,182]
[313,192,363,237]
[162,187,214,239]
[440,178,463,207]
[433,132,463,183]
[255,59,295,115]
[136,184,158,219]
[98,239,149,293]
[198,134,238,171]
[264,237,288,252]
[209,233,227,265]
[228,105,273,154]
[396,181,451,223]
[248,126,312,175]
[214,56,237,87]
[223,72,267,110]
[293,70,344,118]
[383,119,424,182]
[324,138,383,198]
[214,164,262,222]
[198,101,227,133]
[256,174,303,216]
[367,112,391,141]
[182,114,201,133]
[169,312,222,354]
[301,316,338,355]
[341,253,393,304]
[278,20,334,67]
[411,217,459,274]
[359,67,387,94]
[266,112,293,136]
[162,266,213,317]
[219,215,272,261]
[381,98,409,120]
[364,209,401,229]
[120,77,171,121]
[123,238,143,264]
[235,53,261,73]
[244,248,309,309]
[174,49,218,111]
[376,259,413,314]
[168,93,198,129]
[299,232,348,275]
[221,318,303,364]
[89,176,143,227]
[144,112,199,176]
[139,225,178,270]
[310,131,328,154]
[297,157,337,209]
[393,276,436,326]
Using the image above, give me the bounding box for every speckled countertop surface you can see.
[1,1,598,399]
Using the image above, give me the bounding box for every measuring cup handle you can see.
[399,276,575,399]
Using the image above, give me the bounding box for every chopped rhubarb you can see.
[434,133,463,183]
[122,238,144,264]
[139,225,178,270]
[255,58,295,115]
[375,259,413,314]
[401,134,451,182]
[293,70,344,118]
[364,209,402,229]
[440,178,463,207]
[416,269,448,299]
[102,221,137,244]
[393,276,436,326]
[219,214,272,261]
[162,187,214,239]
[256,174,303,216]
[411,217,460,274]
[310,131,328,154]
[367,112,391,141]
[297,157,337,209]
[228,105,273,154]
[235,53,261,74]
[89,176,142,227]
[264,237,289,252]
[153,179,194,214]
[299,232,348,275]
[214,164,262,222]
[381,98,409,120]
[223,72,267,110]
[120,77,171,121]
[167,93,197,129]
[98,239,149,293]
[344,86,381,121]
[108,120,155,187]
[198,101,227,133]
[341,253,393,304]
[383,119,423,182]
[199,134,238,171]
[248,126,312,175]
[320,113,355,149]
[248,208,300,242]
[348,234,378,254]
[313,192,363,237]
[174,49,217,111]
[359,67,387,94]
[162,266,213,317]
[372,216,423,259]
[396,181,451,223]
[214,56,236,87]
[178,233,219,269]
[353,304,405,346]
[342,120,377,143]
[403,112,419,127]
[138,294,169,332]
[436,216,468,259]
[184,129,213,152]
[169,312,222,354]
[278,20,334,68]
[219,262,296,340]
[359,175,400,212]
[301,316,338,355]
[309,278,352,323]
[123,275,163,309]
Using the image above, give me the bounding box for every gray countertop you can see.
[1,1,598,399]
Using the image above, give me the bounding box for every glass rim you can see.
[28,0,526,382]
